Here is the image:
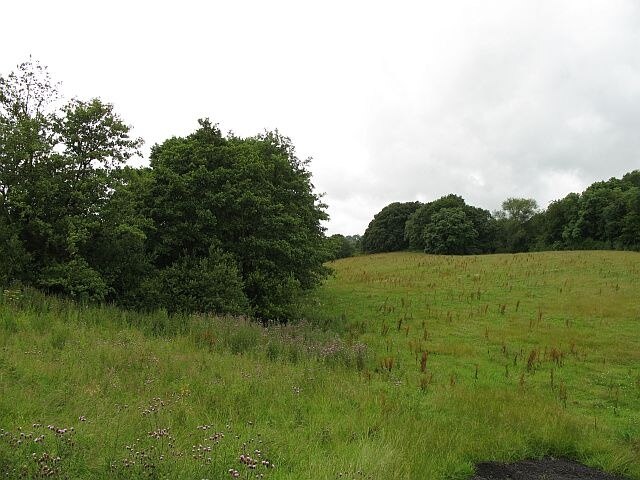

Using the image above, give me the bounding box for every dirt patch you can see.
[472,457,630,480]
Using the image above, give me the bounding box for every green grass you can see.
[1,250,640,478]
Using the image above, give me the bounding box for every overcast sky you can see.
[3,0,640,234]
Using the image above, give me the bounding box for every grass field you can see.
[1,251,639,479]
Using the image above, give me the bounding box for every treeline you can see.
[360,171,640,255]
[0,60,329,320]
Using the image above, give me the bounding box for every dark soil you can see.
[472,457,630,480]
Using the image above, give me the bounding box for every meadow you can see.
[1,250,639,479]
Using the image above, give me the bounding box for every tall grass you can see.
[1,251,639,478]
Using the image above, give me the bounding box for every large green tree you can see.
[423,207,479,255]
[0,59,143,299]
[138,120,329,320]
[404,194,495,254]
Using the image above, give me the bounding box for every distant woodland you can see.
[355,171,640,256]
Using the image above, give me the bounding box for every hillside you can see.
[1,251,640,478]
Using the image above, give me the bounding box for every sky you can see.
[2,0,640,235]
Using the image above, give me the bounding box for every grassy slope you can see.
[1,251,639,479]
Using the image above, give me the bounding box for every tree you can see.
[405,194,495,253]
[620,186,640,249]
[537,193,580,250]
[533,172,640,251]
[0,58,57,206]
[500,198,539,223]
[494,198,539,252]
[405,194,465,250]
[83,167,153,305]
[326,234,355,260]
[361,201,421,253]
[564,176,640,250]
[0,59,57,284]
[345,234,362,254]
[464,204,497,253]
[423,207,478,255]
[0,59,143,299]
[622,170,640,188]
[139,120,329,320]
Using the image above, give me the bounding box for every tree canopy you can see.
[404,194,495,254]
[0,59,143,298]
[137,120,329,320]
[423,207,479,254]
